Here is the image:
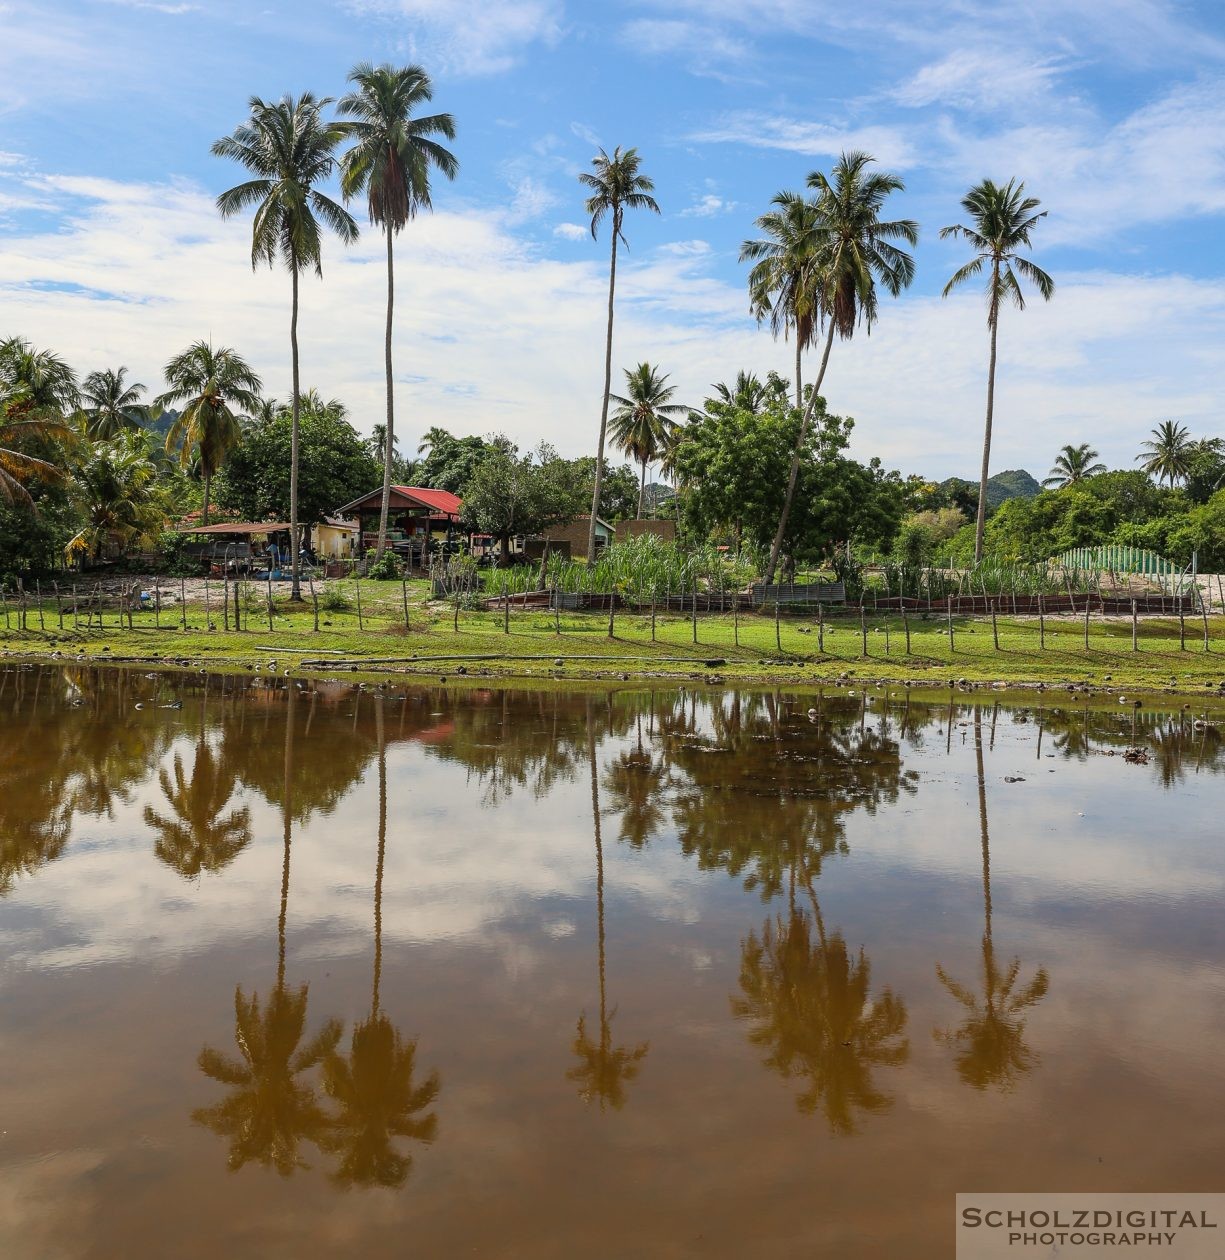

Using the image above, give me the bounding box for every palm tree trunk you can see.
[637,457,647,519]
[588,221,619,561]
[375,228,395,561]
[795,336,802,410]
[202,470,212,528]
[289,262,302,601]
[764,319,836,585]
[974,265,1001,565]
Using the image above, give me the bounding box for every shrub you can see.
[366,551,404,581]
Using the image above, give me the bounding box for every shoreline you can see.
[5,618,1225,709]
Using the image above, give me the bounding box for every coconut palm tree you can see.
[568,712,649,1110]
[156,342,261,526]
[934,710,1048,1090]
[711,370,768,414]
[0,383,75,506]
[941,179,1054,562]
[608,363,687,518]
[741,191,822,408]
[1042,442,1106,488]
[1136,420,1193,488]
[212,93,359,598]
[323,705,439,1187]
[79,367,157,440]
[64,430,165,563]
[338,62,457,562]
[0,336,80,416]
[763,151,918,585]
[580,146,661,559]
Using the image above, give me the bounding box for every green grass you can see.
[3,579,1225,696]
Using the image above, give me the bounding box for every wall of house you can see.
[615,519,676,544]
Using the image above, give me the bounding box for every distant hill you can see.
[939,469,1040,510]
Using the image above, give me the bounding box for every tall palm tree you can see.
[740,191,821,408]
[212,93,359,598]
[338,62,457,561]
[608,363,687,517]
[1136,420,1193,488]
[580,146,661,560]
[79,367,157,440]
[324,706,439,1187]
[156,341,261,525]
[763,151,918,585]
[941,179,1054,562]
[711,370,767,414]
[1042,442,1106,488]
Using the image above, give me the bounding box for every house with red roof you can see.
[335,485,466,565]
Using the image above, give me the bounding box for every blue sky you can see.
[2,0,1224,479]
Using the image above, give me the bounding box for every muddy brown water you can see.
[1,666,1223,1258]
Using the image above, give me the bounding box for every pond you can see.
[1,666,1223,1258]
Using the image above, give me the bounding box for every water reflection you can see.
[193,689,343,1174]
[324,704,440,1188]
[568,708,650,1110]
[934,709,1049,1091]
[1,666,1223,1255]
[733,898,909,1134]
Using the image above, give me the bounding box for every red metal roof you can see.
[392,485,463,515]
[336,486,463,518]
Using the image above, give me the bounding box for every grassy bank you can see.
[4,577,1225,697]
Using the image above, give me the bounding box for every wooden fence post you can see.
[860,604,868,657]
[401,577,410,629]
[35,581,46,631]
[883,617,890,655]
[1133,600,1140,652]
[991,599,999,651]
[309,574,320,632]
[503,578,510,635]
[947,601,955,654]
[1178,602,1185,651]
[204,580,212,630]
[1202,594,1211,653]
[901,602,910,655]
[266,579,274,632]
[731,591,737,648]
[774,594,781,653]
[691,584,698,645]
[181,576,187,629]
[818,600,825,654]
[608,586,615,639]
[1083,597,1090,652]
[355,574,363,631]
[1038,594,1045,650]
[54,582,63,630]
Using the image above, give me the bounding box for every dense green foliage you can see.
[215,400,380,528]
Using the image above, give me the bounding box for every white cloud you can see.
[552,222,587,240]
[893,48,1068,111]
[678,193,737,218]
[345,0,564,75]
[690,112,916,168]
[619,17,751,78]
[935,78,1225,245]
[569,121,602,149]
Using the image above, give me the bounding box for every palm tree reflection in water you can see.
[323,702,440,1188]
[193,688,342,1174]
[568,707,649,1110]
[934,708,1049,1090]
